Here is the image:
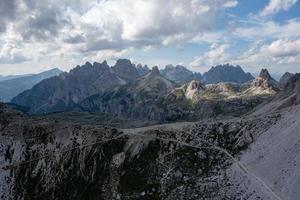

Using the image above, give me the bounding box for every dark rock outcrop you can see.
[112,59,140,82]
[202,64,254,84]
[279,72,294,88]
[136,64,150,76]
[0,103,281,200]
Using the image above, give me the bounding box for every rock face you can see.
[202,64,254,84]
[184,80,205,99]
[160,65,201,84]
[136,64,150,76]
[279,72,294,88]
[244,69,280,96]
[0,102,285,200]
[0,68,62,102]
[12,61,126,114]
[274,73,300,109]
[112,59,140,82]
[79,67,177,122]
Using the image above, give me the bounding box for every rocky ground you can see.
[0,102,288,200]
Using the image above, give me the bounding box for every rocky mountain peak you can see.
[203,64,254,84]
[279,72,294,87]
[151,66,160,76]
[160,64,200,84]
[259,68,273,80]
[85,61,93,68]
[112,59,139,81]
[115,58,132,66]
[136,64,150,76]
[245,68,280,95]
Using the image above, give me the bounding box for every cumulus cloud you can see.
[261,38,300,57]
[259,0,298,17]
[0,0,238,65]
[0,0,17,32]
[190,43,230,67]
[233,38,300,70]
[223,1,238,8]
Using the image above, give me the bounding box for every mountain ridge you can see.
[202,64,254,84]
[0,68,62,102]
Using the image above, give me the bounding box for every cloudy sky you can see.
[0,0,299,75]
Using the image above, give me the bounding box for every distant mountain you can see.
[79,66,177,121]
[0,68,62,102]
[12,62,126,114]
[251,73,300,115]
[202,64,254,84]
[136,63,150,76]
[79,67,276,122]
[111,59,140,82]
[279,72,294,88]
[0,74,33,82]
[243,69,280,96]
[160,65,201,84]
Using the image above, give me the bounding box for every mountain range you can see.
[0,68,62,102]
[11,60,283,125]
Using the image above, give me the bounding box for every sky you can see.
[0,0,300,75]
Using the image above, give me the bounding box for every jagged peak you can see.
[259,68,272,80]
[284,73,300,89]
[150,66,160,76]
[115,58,132,66]
[101,60,108,66]
[85,61,93,67]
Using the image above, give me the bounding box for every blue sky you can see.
[0,0,299,75]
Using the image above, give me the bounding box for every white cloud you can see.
[192,32,225,43]
[261,38,300,57]
[232,38,300,72]
[234,19,300,40]
[0,0,238,66]
[190,43,230,67]
[223,1,238,8]
[259,0,298,17]
[83,49,130,62]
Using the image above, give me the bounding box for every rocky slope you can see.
[79,67,178,122]
[136,64,150,76]
[11,59,152,114]
[243,69,281,96]
[0,101,285,200]
[202,64,254,84]
[0,68,62,102]
[279,72,294,88]
[11,62,126,114]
